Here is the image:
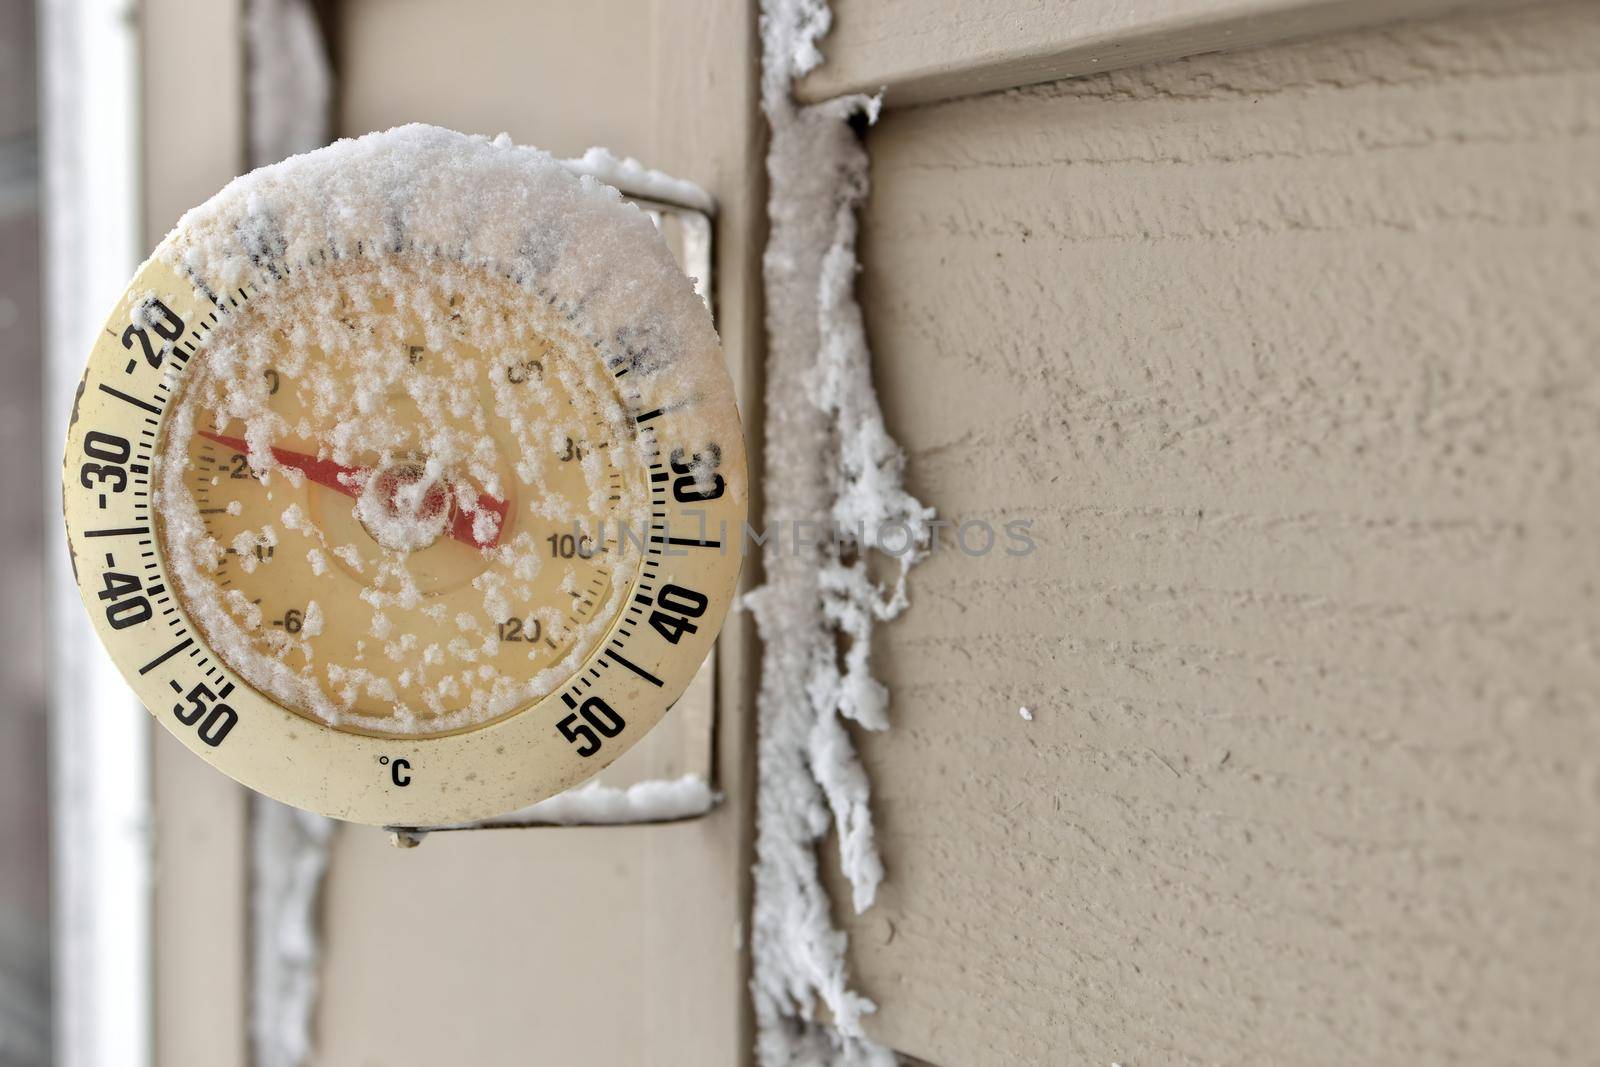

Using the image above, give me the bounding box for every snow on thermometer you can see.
[61,126,745,826]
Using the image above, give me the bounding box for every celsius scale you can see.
[60,126,745,827]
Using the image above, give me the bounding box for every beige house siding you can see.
[835,2,1600,1063]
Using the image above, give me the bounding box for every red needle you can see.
[196,429,509,550]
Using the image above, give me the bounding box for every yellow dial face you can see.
[158,261,649,740]
[61,140,745,827]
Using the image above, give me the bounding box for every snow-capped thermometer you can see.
[61,126,745,826]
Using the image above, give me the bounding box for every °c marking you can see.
[379,755,412,787]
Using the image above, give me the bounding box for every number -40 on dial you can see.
[62,126,745,826]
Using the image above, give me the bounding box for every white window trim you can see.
[40,2,151,1066]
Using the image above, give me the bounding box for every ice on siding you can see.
[471,773,716,827]
[149,122,732,736]
[250,802,335,1067]
[750,0,931,1063]
[245,0,331,168]
[559,145,716,215]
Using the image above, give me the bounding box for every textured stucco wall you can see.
[837,3,1600,1063]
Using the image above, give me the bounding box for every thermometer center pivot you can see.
[355,462,451,552]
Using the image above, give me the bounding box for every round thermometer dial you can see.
[61,126,745,826]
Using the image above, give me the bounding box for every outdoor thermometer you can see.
[61,126,745,826]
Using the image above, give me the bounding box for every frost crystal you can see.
[751,0,932,1063]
